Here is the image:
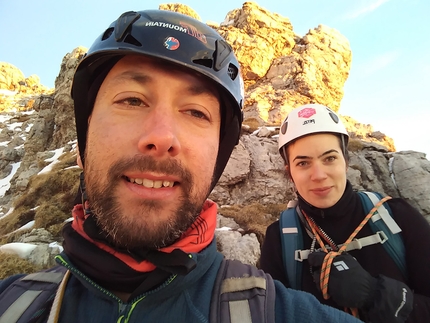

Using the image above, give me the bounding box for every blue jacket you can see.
[0,240,361,323]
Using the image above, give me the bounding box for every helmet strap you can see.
[281,145,289,166]
[79,172,91,215]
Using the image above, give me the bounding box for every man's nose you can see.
[137,109,181,157]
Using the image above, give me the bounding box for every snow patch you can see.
[0,162,21,197]
[64,165,79,171]
[21,110,35,115]
[216,227,233,231]
[14,144,24,150]
[0,114,11,123]
[0,242,37,258]
[9,220,35,234]
[37,147,65,175]
[7,122,23,131]
[49,241,64,253]
[0,207,14,220]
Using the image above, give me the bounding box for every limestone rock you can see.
[217,213,241,230]
[51,46,87,149]
[0,62,25,92]
[18,228,54,244]
[219,4,352,125]
[159,3,201,20]
[27,244,61,268]
[391,151,430,217]
[0,63,53,113]
[218,2,295,82]
[216,230,260,266]
[210,134,290,206]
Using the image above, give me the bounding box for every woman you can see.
[260,103,430,322]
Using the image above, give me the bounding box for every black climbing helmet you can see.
[71,9,244,188]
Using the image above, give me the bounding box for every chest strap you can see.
[294,230,389,261]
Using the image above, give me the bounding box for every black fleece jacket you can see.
[260,181,430,322]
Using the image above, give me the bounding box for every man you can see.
[0,10,362,322]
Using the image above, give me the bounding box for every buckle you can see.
[377,230,388,244]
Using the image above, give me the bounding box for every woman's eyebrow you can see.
[318,149,339,158]
[292,155,311,162]
[292,149,339,162]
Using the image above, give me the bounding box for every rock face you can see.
[0,62,53,114]
[0,3,429,268]
[0,62,52,96]
[216,2,352,125]
[158,3,201,20]
[51,47,87,149]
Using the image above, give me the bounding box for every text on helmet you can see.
[145,21,207,44]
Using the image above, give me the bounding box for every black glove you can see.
[308,251,377,309]
[308,251,414,323]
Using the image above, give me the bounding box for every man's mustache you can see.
[106,155,192,184]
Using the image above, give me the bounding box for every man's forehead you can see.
[104,55,221,98]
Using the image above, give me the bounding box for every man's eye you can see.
[186,109,209,120]
[124,97,143,106]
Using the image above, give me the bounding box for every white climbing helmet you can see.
[278,103,349,155]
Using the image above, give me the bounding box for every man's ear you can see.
[76,145,84,169]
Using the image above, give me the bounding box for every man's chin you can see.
[100,210,184,249]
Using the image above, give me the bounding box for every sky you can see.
[1,0,429,158]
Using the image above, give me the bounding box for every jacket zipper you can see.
[56,255,178,322]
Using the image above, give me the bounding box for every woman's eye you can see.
[326,156,336,162]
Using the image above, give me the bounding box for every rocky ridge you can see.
[0,2,429,270]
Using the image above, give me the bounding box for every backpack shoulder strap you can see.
[279,207,303,290]
[357,191,408,279]
[0,266,68,323]
[210,258,275,323]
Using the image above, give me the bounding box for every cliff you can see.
[0,2,428,273]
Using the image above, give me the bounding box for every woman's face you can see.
[287,133,347,209]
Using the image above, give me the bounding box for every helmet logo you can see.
[298,107,316,118]
[180,21,207,44]
[164,37,180,50]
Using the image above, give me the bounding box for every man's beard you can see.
[84,154,211,250]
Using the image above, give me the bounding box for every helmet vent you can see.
[101,28,114,41]
[123,34,142,47]
[328,111,340,123]
[193,58,213,68]
[227,64,238,81]
[281,119,288,134]
[114,11,141,42]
